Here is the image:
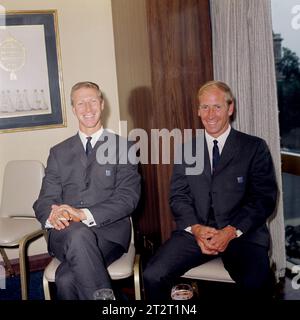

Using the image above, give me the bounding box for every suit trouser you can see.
[143,230,273,300]
[48,222,125,300]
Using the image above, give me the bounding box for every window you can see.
[271,0,300,267]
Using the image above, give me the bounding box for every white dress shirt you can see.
[205,125,231,173]
[78,127,104,151]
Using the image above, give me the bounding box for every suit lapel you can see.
[86,129,111,167]
[87,140,103,167]
[203,139,212,184]
[214,128,239,176]
[71,134,88,167]
[70,131,111,168]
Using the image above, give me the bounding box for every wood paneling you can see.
[146,0,213,241]
[112,0,213,245]
[2,253,51,276]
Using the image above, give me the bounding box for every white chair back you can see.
[0,160,45,218]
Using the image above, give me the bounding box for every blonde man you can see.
[144,80,277,300]
[34,81,140,300]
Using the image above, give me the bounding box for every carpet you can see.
[0,271,44,300]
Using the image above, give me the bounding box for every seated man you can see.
[143,80,277,300]
[34,81,140,300]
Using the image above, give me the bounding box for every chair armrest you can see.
[19,229,46,248]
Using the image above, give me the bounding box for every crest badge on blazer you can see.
[237,176,244,184]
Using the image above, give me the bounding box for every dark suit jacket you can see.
[34,130,141,250]
[169,128,278,248]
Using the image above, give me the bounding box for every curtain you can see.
[210,0,286,279]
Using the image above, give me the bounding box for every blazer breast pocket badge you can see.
[237,176,244,184]
[105,169,111,177]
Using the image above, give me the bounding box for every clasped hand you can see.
[191,224,236,255]
[49,204,86,230]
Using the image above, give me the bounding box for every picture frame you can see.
[0,10,66,133]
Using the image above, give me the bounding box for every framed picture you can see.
[0,10,66,133]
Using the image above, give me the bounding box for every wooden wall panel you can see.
[112,0,213,246]
[112,0,162,244]
[146,0,213,242]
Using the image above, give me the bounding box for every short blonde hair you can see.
[198,80,234,105]
[70,81,103,106]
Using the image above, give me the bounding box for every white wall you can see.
[0,0,120,260]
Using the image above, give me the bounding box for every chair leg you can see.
[133,254,141,300]
[0,247,15,277]
[18,229,45,300]
[19,243,28,300]
[43,273,51,300]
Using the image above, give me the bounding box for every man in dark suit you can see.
[143,80,277,300]
[34,81,140,300]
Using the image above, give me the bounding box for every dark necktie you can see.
[85,136,93,157]
[212,139,220,173]
[207,139,220,227]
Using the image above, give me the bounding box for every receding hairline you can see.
[198,80,234,104]
[70,81,103,106]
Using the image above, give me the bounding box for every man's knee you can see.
[143,265,157,286]
[64,224,97,250]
